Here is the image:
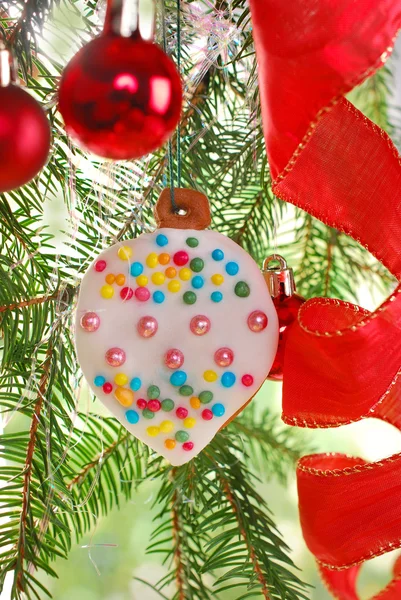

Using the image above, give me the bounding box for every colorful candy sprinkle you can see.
[146,253,159,268]
[211,291,223,303]
[94,375,105,387]
[136,274,148,287]
[183,291,197,305]
[148,385,160,399]
[235,281,250,297]
[225,261,239,276]
[170,371,187,386]
[214,347,234,367]
[152,272,166,285]
[80,312,100,332]
[114,373,129,386]
[184,417,196,429]
[135,287,150,302]
[202,409,213,420]
[137,316,158,338]
[199,391,213,404]
[137,398,147,409]
[191,276,204,289]
[165,439,176,450]
[179,385,193,396]
[105,273,115,284]
[115,273,126,286]
[179,267,192,281]
[186,237,199,248]
[130,262,143,277]
[147,426,160,437]
[158,252,170,265]
[95,259,107,272]
[101,284,114,299]
[221,372,236,387]
[153,291,165,303]
[161,398,175,411]
[175,430,189,442]
[247,310,268,332]
[165,266,177,278]
[190,315,211,336]
[105,347,126,367]
[183,441,194,451]
[190,397,201,409]
[241,374,254,387]
[118,245,133,261]
[148,399,161,412]
[168,280,181,293]
[156,234,168,247]
[160,420,174,433]
[190,257,204,272]
[130,377,142,391]
[114,387,134,407]
[126,410,139,424]
[176,406,188,419]
[165,348,184,369]
[204,370,218,382]
[212,249,224,261]
[211,274,224,286]
[212,403,225,417]
[120,287,134,300]
[142,408,155,419]
[173,251,189,266]
[103,382,113,394]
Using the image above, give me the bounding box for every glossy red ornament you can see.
[263,255,305,381]
[0,48,51,193]
[58,0,182,160]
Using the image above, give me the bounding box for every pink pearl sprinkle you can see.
[103,382,113,394]
[183,441,194,451]
[80,311,100,332]
[120,287,134,300]
[190,315,211,336]
[242,374,254,387]
[173,250,189,266]
[95,259,106,272]
[137,399,147,409]
[214,347,234,367]
[105,347,126,367]
[137,316,158,338]
[247,310,268,333]
[176,407,188,419]
[135,287,150,302]
[148,399,161,412]
[164,348,184,369]
[202,409,213,421]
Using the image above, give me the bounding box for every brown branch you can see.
[0,292,58,314]
[171,471,186,600]
[16,338,54,593]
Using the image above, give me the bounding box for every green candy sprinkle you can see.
[175,430,190,443]
[142,408,155,419]
[199,390,213,404]
[234,281,250,298]
[186,237,199,248]
[161,398,175,412]
[179,385,194,396]
[183,291,197,305]
[190,257,204,273]
[147,385,160,399]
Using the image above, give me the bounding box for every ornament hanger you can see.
[0,42,16,87]
[104,0,141,38]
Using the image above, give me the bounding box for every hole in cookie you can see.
[175,206,188,216]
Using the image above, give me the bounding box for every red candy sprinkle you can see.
[148,399,161,412]
[135,287,150,301]
[137,398,147,409]
[242,374,254,387]
[103,382,113,394]
[176,406,188,419]
[202,409,213,420]
[173,251,189,266]
[120,287,134,300]
[95,259,106,272]
[183,441,194,451]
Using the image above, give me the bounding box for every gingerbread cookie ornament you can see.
[75,189,278,465]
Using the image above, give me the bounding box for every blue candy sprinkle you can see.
[125,410,139,424]
[94,375,106,387]
[130,377,141,391]
[212,249,224,261]
[212,403,225,417]
[170,370,187,386]
[156,233,168,247]
[211,291,223,303]
[153,290,165,304]
[221,371,236,387]
[130,262,143,277]
[192,275,204,289]
[225,261,239,276]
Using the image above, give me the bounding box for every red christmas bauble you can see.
[0,85,51,193]
[268,292,305,381]
[58,35,183,160]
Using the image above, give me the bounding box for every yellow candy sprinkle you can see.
[160,420,174,433]
[147,426,160,437]
[115,273,126,286]
[114,373,128,386]
[105,273,115,284]
[136,275,148,287]
[100,284,114,299]
[184,417,196,429]
[211,274,224,286]
[118,245,133,261]
[204,370,218,382]
[190,397,201,410]
[168,280,181,293]
[114,387,134,407]
[159,253,170,265]
[179,268,192,281]
[165,266,177,278]
[152,272,166,285]
[165,439,176,450]
[146,253,158,268]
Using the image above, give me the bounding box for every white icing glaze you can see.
[75,228,278,465]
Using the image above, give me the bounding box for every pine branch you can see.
[0,291,58,313]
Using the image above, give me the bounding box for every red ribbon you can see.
[248,0,401,597]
